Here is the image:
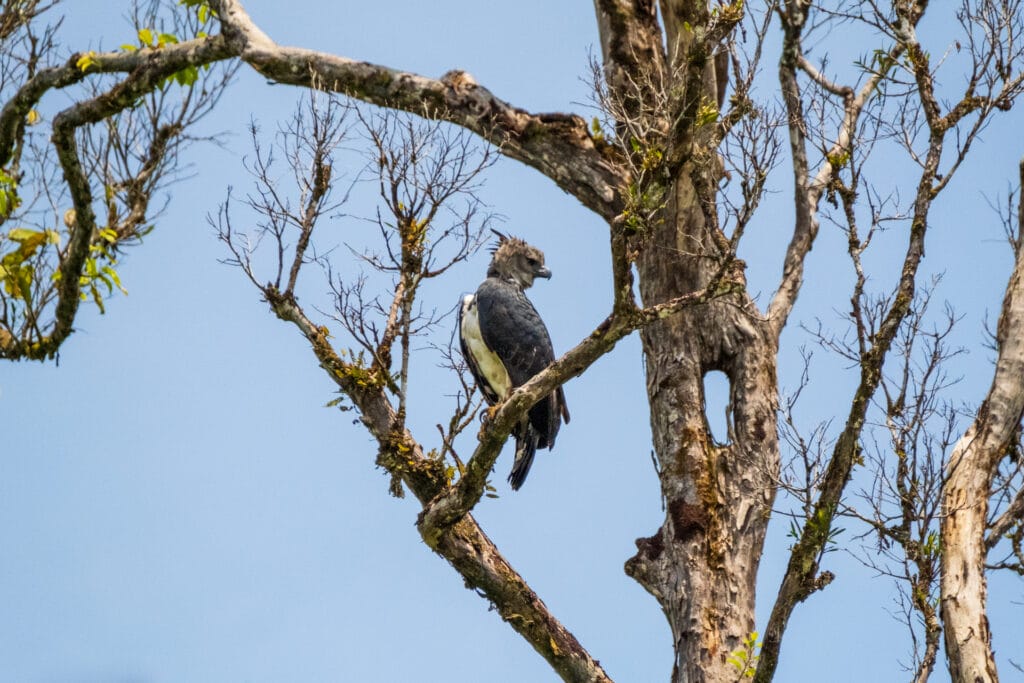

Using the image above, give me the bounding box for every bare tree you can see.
[3,1,1024,682]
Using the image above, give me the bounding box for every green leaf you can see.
[5,228,55,262]
[101,266,128,294]
[6,227,37,242]
[96,270,114,295]
[13,263,33,302]
[89,282,105,314]
[173,65,199,86]
[75,51,98,72]
[179,0,215,22]
[137,27,154,47]
[696,102,719,127]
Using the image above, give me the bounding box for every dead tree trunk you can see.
[623,166,779,682]
[592,4,781,680]
[940,161,1024,683]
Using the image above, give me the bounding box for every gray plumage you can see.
[458,231,569,490]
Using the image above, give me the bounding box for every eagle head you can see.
[487,229,551,289]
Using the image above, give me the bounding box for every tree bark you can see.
[591,4,779,681]
[624,167,779,683]
[940,161,1024,683]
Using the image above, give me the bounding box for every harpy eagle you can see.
[458,232,570,490]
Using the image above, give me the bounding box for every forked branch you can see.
[216,96,614,682]
[213,0,624,219]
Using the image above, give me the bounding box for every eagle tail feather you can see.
[508,427,539,491]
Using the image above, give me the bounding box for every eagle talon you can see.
[457,231,569,491]
[480,405,499,424]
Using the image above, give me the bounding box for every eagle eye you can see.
[526,256,540,266]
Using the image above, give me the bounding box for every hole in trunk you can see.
[703,370,731,445]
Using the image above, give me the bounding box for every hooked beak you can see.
[535,265,552,279]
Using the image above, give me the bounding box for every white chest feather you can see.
[461,294,512,399]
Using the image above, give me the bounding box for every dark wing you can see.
[475,278,567,449]
[475,279,553,384]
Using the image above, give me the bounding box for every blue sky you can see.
[2,2,1022,682]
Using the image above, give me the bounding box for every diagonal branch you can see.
[419,267,743,541]
[214,0,624,220]
[987,483,1024,551]
[763,5,1024,675]
[0,35,234,168]
[262,287,613,683]
[755,93,942,683]
[766,4,897,338]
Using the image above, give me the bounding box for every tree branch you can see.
[987,483,1024,551]
[213,0,624,220]
[0,34,233,168]
[262,287,613,683]
[418,269,740,542]
[755,87,942,683]
[0,34,236,359]
[766,4,896,337]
